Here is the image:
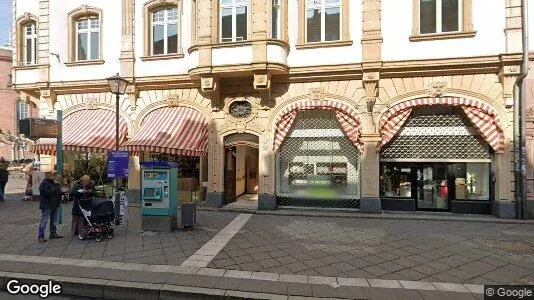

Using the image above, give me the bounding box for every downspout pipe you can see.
[514,0,529,219]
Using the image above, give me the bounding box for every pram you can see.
[77,198,115,242]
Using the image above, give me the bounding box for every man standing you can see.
[38,172,63,242]
[0,157,9,202]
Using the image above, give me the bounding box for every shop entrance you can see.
[223,134,259,205]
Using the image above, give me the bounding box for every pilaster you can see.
[504,0,523,53]
[120,0,135,79]
[498,54,522,107]
[251,0,271,93]
[39,89,56,117]
[37,0,50,70]
[359,134,382,213]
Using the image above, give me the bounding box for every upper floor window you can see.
[272,0,281,39]
[306,0,341,43]
[411,0,474,41]
[17,100,29,122]
[22,22,37,65]
[67,6,103,64]
[220,0,250,42]
[420,0,460,34]
[76,17,100,61]
[151,6,179,55]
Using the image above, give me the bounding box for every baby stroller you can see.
[78,198,115,242]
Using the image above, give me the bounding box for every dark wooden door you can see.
[224,147,237,204]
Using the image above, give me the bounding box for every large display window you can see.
[276,110,360,201]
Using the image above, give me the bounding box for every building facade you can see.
[0,47,36,161]
[10,0,534,217]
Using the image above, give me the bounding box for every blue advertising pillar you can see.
[56,110,63,224]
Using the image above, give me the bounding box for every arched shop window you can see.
[276,110,360,208]
[148,152,199,178]
[379,106,492,211]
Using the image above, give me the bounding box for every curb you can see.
[0,272,321,300]
[194,206,534,225]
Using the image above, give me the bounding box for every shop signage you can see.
[108,151,129,178]
[18,118,60,138]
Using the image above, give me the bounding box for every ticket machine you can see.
[140,161,178,231]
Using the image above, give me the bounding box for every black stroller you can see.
[77,198,115,242]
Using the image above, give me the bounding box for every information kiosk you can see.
[140,161,178,231]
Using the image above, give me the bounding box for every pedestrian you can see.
[70,175,95,235]
[0,157,9,202]
[38,172,64,242]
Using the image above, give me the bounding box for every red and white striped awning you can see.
[273,100,364,153]
[123,106,208,157]
[32,109,128,155]
[378,97,505,153]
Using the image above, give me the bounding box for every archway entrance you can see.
[223,133,259,207]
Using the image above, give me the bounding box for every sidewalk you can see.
[1,193,532,299]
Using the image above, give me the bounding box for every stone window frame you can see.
[270,0,288,41]
[410,0,475,42]
[218,0,252,43]
[296,0,351,49]
[14,13,39,68]
[142,0,184,61]
[66,6,104,66]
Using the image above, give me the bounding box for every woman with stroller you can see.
[70,175,95,235]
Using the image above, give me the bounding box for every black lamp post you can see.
[106,73,128,225]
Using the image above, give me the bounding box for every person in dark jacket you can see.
[0,157,9,202]
[38,172,63,242]
[70,175,96,235]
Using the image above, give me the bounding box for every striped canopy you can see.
[32,109,128,155]
[273,100,364,153]
[378,97,505,153]
[123,106,208,157]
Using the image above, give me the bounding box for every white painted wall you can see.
[15,0,39,19]
[267,44,288,65]
[212,46,253,66]
[14,69,40,84]
[529,0,534,52]
[382,0,506,61]
[135,0,194,77]
[287,0,363,67]
[48,0,121,82]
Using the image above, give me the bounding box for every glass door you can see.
[415,164,449,211]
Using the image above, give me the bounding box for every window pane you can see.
[25,38,32,64]
[153,10,165,22]
[442,0,459,32]
[221,8,233,42]
[77,19,88,30]
[236,6,248,41]
[77,33,88,60]
[306,8,321,43]
[381,164,412,198]
[90,19,99,29]
[272,7,279,39]
[420,0,436,34]
[456,163,490,200]
[167,23,178,54]
[153,24,164,55]
[325,7,340,41]
[90,31,99,60]
[167,7,179,21]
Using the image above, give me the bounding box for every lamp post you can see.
[106,73,129,225]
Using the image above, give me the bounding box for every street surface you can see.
[0,179,533,299]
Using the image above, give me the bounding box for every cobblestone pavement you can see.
[207,214,534,286]
[0,193,238,266]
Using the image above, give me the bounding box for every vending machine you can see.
[140,161,178,231]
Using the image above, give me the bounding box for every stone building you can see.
[0,46,36,161]
[10,0,534,217]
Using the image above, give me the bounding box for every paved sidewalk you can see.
[0,193,531,299]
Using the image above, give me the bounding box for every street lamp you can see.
[106,73,128,225]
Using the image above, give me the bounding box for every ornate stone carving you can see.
[427,82,448,97]
[166,94,180,107]
[229,101,252,119]
[308,88,324,101]
[84,98,99,110]
[218,95,262,134]
[201,77,216,92]
[253,73,271,92]
[40,90,57,110]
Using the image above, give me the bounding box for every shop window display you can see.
[148,152,199,178]
[276,110,360,200]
